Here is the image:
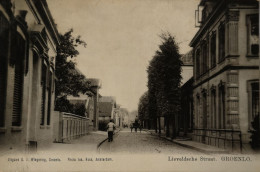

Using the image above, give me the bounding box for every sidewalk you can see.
[145,129,229,154]
[37,131,108,154]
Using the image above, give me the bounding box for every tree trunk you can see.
[172,114,176,139]
[148,119,151,130]
[158,116,161,134]
[166,115,170,137]
[154,117,157,133]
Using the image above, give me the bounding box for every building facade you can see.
[0,0,60,152]
[190,0,259,151]
[87,78,101,130]
[98,96,116,130]
[179,77,194,138]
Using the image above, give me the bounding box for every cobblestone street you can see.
[99,129,203,155]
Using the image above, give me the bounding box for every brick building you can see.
[190,0,259,151]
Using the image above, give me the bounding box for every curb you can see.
[97,138,108,150]
[145,130,229,154]
[97,129,121,151]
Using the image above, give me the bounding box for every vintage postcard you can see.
[0,0,259,171]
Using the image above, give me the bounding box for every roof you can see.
[33,0,60,45]
[181,50,193,66]
[99,96,116,103]
[99,102,114,117]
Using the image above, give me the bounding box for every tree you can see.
[55,29,90,111]
[138,91,149,128]
[147,32,182,138]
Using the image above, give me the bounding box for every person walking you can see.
[107,119,116,142]
[134,121,138,132]
[139,121,142,133]
[130,123,133,132]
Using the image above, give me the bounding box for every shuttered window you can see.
[247,14,259,56]
[12,33,25,126]
[40,62,47,125]
[218,85,225,129]
[250,82,259,124]
[0,12,9,127]
[47,71,53,125]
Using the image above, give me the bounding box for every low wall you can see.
[53,112,89,143]
[192,129,242,152]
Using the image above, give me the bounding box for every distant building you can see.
[190,0,259,151]
[0,0,60,151]
[87,78,101,130]
[181,50,194,85]
[120,108,129,127]
[67,93,95,130]
[114,106,129,128]
[98,96,116,130]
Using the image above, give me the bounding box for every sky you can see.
[47,0,200,112]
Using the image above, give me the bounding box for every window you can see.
[196,95,200,128]
[247,14,259,56]
[210,32,216,68]
[0,12,9,127]
[211,88,216,129]
[218,22,225,62]
[12,33,26,126]
[248,80,259,129]
[195,49,200,78]
[201,41,208,74]
[218,83,225,129]
[202,91,207,129]
[40,61,47,125]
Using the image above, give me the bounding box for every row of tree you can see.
[138,32,183,138]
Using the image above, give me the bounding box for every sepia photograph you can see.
[0,0,260,171]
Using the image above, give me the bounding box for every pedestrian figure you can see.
[107,119,116,142]
[134,116,139,132]
[130,123,133,133]
[134,121,138,132]
[138,120,142,133]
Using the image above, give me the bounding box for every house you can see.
[190,0,259,151]
[98,96,116,130]
[0,0,59,152]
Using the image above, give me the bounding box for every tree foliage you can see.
[138,91,149,121]
[55,97,86,116]
[55,29,90,111]
[147,32,183,135]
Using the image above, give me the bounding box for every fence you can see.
[193,128,242,152]
[54,112,89,143]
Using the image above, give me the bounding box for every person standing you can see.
[107,119,116,142]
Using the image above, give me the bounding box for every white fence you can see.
[53,112,89,143]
